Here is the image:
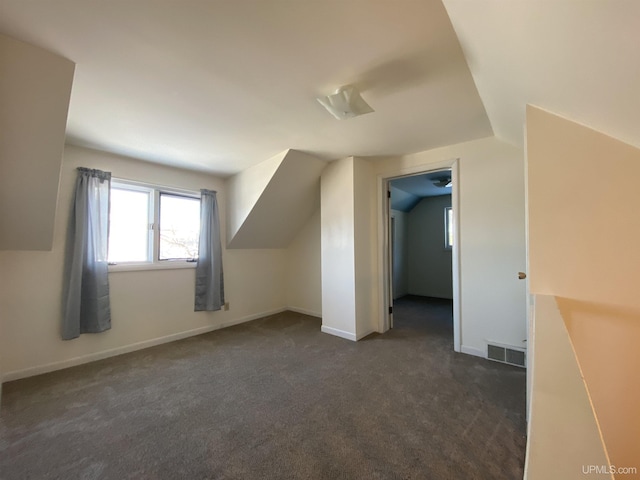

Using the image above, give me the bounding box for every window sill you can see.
[108,261,197,273]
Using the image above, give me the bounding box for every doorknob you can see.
[518,272,527,280]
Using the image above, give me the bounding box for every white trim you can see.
[378,177,388,332]
[450,160,462,352]
[524,120,533,424]
[111,177,201,198]
[461,345,485,358]
[108,261,196,272]
[444,206,453,249]
[377,157,462,354]
[321,325,357,341]
[2,308,287,382]
[287,306,322,318]
[109,180,201,267]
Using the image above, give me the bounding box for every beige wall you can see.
[0,145,287,380]
[226,150,285,245]
[285,210,322,317]
[527,105,640,472]
[525,296,611,480]
[0,34,74,251]
[353,157,378,338]
[226,150,325,249]
[370,136,527,356]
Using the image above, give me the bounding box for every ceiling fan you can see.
[431,175,452,188]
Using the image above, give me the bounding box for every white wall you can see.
[226,150,285,244]
[320,158,357,340]
[527,105,640,471]
[320,157,378,341]
[0,145,287,381]
[407,195,452,299]
[1,135,526,380]
[524,296,611,480]
[353,157,378,339]
[0,34,74,251]
[370,136,527,357]
[226,150,326,249]
[285,210,322,317]
[391,209,409,299]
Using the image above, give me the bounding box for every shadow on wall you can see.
[556,297,640,472]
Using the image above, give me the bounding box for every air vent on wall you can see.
[487,343,526,368]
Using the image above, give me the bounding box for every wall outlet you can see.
[223,302,230,311]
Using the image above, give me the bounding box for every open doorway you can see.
[389,170,454,340]
[380,161,461,352]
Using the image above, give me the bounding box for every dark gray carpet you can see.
[0,295,526,479]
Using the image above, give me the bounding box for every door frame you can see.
[389,214,395,329]
[377,157,461,352]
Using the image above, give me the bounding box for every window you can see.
[444,206,453,249]
[108,181,200,267]
[109,185,152,263]
[158,193,200,260]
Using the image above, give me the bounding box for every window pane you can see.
[445,207,453,248]
[108,188,151,262]
[159,194,200,260]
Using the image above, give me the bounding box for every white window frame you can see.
[444,206,453,250]
[108,179,201,272]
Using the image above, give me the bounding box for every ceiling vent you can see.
[317,85,374,120]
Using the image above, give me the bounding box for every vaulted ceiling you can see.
[0,0,638,176]
[444,0,640,150]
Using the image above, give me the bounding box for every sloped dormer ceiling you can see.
[0,0,491,175]
[226,150,327,249]
[0,34,74,251]
[443,0,640,150]
[1,1,637,176]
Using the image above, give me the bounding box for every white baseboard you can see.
[286,306,322,318]
[321,325,357,341]
[461,345,486,359]
[2,307,288,383]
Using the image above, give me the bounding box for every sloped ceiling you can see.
[0,34,74,251]
[1,1,637,175]
[390,172,452,212]
[226,150,327,249]
[443,0,640,150]
[392,171,452,198]
[0,0,491,176]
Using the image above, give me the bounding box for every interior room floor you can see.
[0,297,526,479]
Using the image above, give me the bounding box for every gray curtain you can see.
[62,168,112,340]
[195,189,225,311]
